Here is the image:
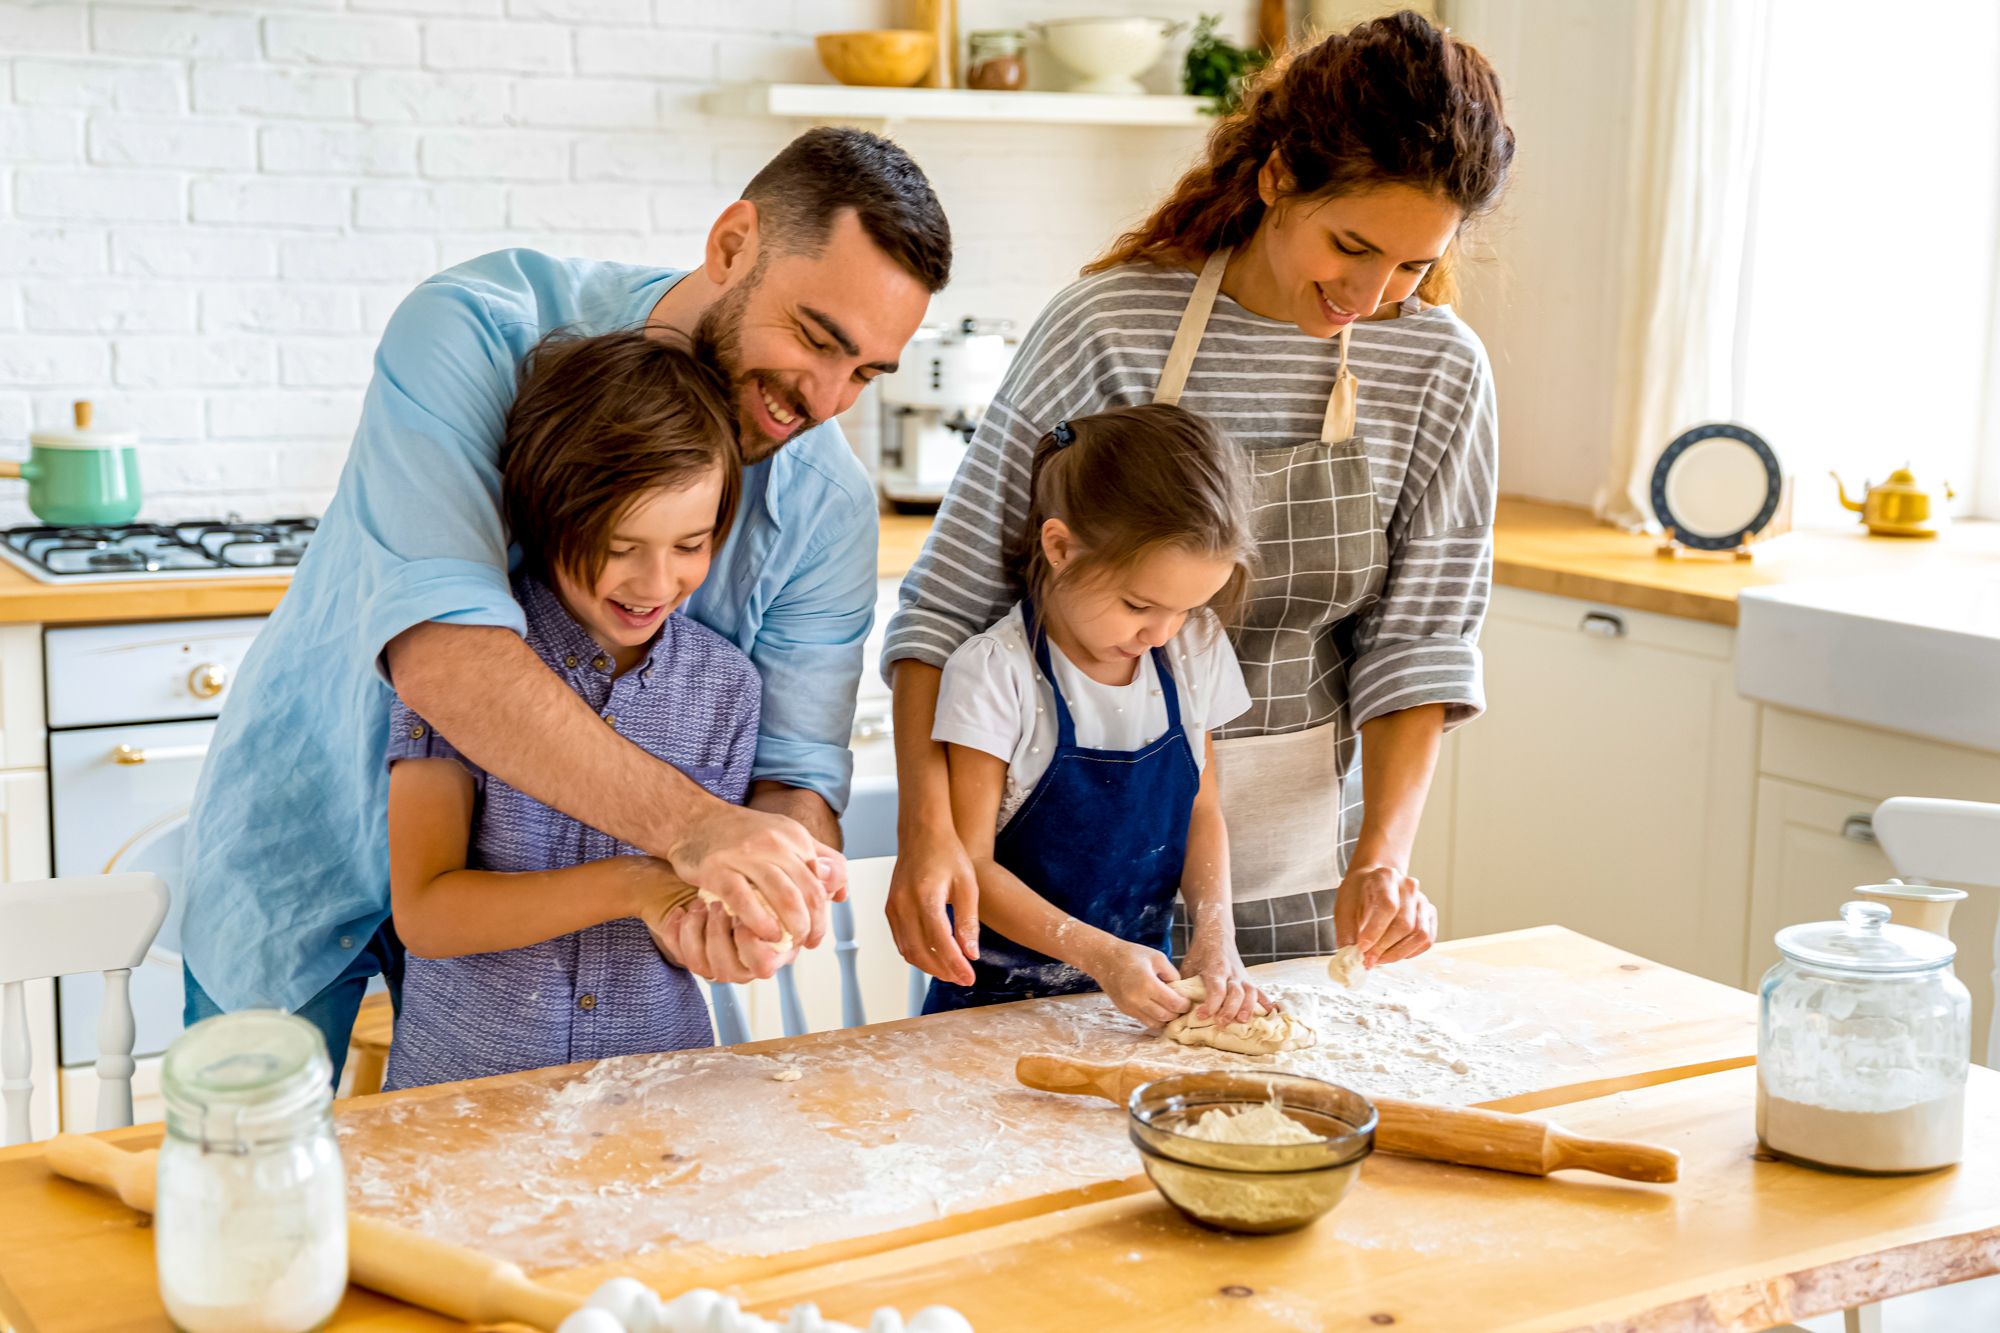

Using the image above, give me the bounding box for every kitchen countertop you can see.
[6,501,1992,628]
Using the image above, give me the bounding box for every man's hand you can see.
[1334,863,1437,966]
[666,804,833,946]
[886,822,981,985]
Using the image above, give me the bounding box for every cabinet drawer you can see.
[1760,708,2000,799]
[1487,585,1736,662]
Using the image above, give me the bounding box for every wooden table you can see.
[3,928,1994,1332]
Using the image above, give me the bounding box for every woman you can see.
[883,11,1515,989]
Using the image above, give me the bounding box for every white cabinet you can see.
[1439,587,1759,986]
[1750,709,2000,1059]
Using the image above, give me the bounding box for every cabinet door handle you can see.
[112,743,210,767]
[1842,814,1877,844]
[1579,611,1627,639]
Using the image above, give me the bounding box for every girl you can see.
[382,330,792,1090]
[923,404,1268,1027]
[888,11,1513,987]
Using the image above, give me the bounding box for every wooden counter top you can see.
[1492,497,2000,627]
[0,562,290,626]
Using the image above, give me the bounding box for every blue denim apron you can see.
[924,599,1201,1013]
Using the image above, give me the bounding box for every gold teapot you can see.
[1831,466,1955,538]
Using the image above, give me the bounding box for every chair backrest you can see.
[1874,798,2000,889]
[1,873,170,1145]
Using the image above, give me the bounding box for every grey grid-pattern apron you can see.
[1159,249,1388,962]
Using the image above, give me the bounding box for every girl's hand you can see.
[1178,928,1269,1026]
[1334,863,1438,966]
[1087,939,1192,1028]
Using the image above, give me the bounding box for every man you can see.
[181,128,949,1076]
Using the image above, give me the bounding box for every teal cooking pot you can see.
[2,401,142,526]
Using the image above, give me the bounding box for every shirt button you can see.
[578,994,597,1011]
[338,935,353,950]
[564,654,578,669]
[603,713,617,728]
[592,655,610,672]
[408,724,425,739]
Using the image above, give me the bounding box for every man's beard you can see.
[695,260,817,464]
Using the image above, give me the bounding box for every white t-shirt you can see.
[933,602,1253,829]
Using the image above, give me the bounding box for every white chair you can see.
[1873,797,2000,1065]
[1,872,170,1146]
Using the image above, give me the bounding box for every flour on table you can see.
[1327,945,1367,989]
[1161,977,1315,1055]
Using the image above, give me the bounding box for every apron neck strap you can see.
[1152,643,1185,734]
[1154,248,1231,408]
[1320,324,1356,444]
[1021,598,1079,749]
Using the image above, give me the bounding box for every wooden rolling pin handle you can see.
[45,1134,157,1213]
[1373,1099,1681,1183]
[46,1134,583,1331]
[1544,1127,1681,1184]
[1015,1054,1182,1105]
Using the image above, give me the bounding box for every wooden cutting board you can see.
[0,927,1759,1330]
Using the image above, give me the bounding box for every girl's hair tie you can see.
[1051,420,1076,447]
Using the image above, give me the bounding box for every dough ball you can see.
[772,1067,804,1083]
[1162,978,1315,1055]
[1327,945,1367,989]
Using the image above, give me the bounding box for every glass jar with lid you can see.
[155,1011,349,1333]
[965,30,1027,91]
[1757,900,1970,1174]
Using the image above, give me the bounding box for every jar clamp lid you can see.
[161,1010,333,1148]
[1775,900,1957,974]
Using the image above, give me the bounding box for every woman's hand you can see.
[1085,938,1192,1028]
[887,821,982,986]
[1178,927,1269,1026]
[1333,863,1437,967]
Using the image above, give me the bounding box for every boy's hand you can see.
[1087,939,1192,1028]
[1178,928,1269,1026]
[648,900,791,984]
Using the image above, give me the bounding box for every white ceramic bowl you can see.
[1032,17,1179,96]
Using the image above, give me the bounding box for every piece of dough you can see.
[771,1068,803,1083]
[1161,978,1315,1055]
[1327,945,1366,989]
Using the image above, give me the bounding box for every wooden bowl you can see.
[815,30,937,88]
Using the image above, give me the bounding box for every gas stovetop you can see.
[0,518,318,583]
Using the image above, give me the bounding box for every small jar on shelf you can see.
[965,30,1026,91]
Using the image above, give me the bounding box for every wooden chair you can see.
[345,991,395,1098]
[1,873,170,1146]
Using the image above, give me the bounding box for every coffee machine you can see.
[875,316,1014,507]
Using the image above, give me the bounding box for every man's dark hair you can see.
[743,127,952,292]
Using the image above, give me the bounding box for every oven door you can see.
[51,718,211,1067]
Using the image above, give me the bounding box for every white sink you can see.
[1736,573,2000,752]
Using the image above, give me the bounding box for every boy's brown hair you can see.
[1006,402,1257,627]
[501,330,740,587]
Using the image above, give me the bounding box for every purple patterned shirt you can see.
[382,574,760,1091]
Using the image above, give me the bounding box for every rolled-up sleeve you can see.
[1347,353,1499,732]
[745,487,877,813]
[345,278,529,684]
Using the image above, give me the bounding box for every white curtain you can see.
[1598,0,1772,529]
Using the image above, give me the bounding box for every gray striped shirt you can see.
[883,261,1498,742]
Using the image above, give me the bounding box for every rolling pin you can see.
[1015,1055,1681,1183]
[44,1133,583,1329]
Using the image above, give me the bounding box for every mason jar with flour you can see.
[1757,900,1970,1174]
[155,1011,349,1332]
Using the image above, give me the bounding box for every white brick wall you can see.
[0,1,1239,523]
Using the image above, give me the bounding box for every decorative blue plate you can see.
[1649,423,1782,551]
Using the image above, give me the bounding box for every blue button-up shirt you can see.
[382,575,756,1091]
[182,249,877,1013]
